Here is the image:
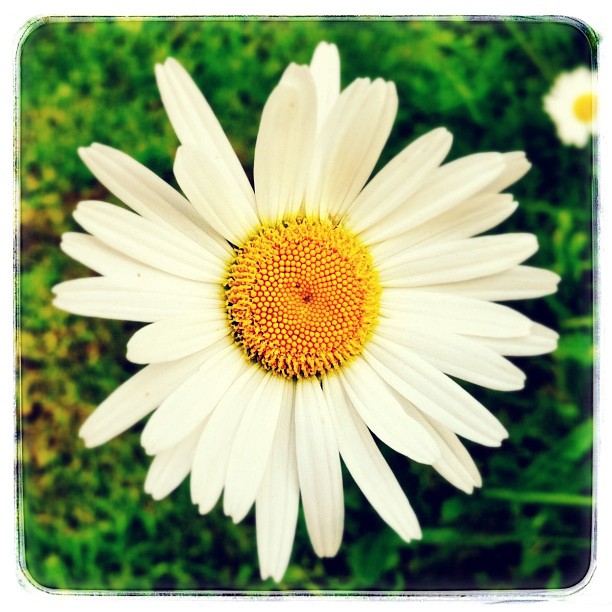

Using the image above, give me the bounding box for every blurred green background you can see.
[18,18,595,592]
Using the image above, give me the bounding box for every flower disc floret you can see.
[225,218,381,378]
[573,92,597,123]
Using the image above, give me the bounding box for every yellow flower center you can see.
[573,92,597,123]
[225,218,381,379]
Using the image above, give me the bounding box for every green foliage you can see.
[18,17,595,593]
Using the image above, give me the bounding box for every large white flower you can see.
[53,42,560,582]
[544,66,597,147]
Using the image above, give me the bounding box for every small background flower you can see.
[544,66,597,147]
[19,18,594,592]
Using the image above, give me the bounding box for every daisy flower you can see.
[543,66,597,147]
[53,42,560,582]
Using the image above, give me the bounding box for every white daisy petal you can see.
[473,323,560,356]
[481,151,532,195]
[78,144,230,257]
[223,374,287,523]
[309,42,341,132]
[254,64,317,223]
[140,340,244,456]
[155,57,256,209]
[360,152,506,244]
[371,194,518,262]
[79,348,207,448]
[425,194,519,243]
[295,378,344,558]
[52,277,217,322]
[364,339,508,447]
[381,290,532,338]
[305,77,398,220]
[190,365,265,514]
[379,234,538,287]
[344,128,453,234]
[73,200,225,282]
[126,310,229,364]
[414,265,561,301]
[376,320,526,391]
[60,233,186,282]
[60,237,219,290]
[174,144,259,246]
[426,418,482,492]
[324,376,421,541]
[256,386,299,582]
[385,390,481,493]
[338,359,440,463]
[144,423,205,501]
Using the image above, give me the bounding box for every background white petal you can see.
[544,66,595,147]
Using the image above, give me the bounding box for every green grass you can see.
[18,17,596,593]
